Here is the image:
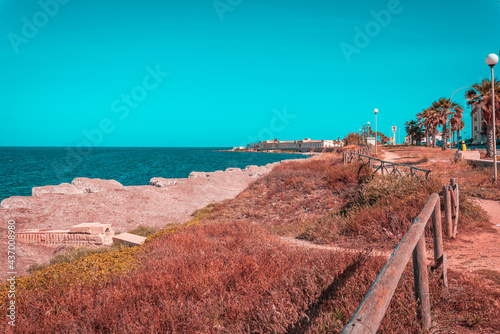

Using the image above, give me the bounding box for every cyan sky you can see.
[0,0,499,147]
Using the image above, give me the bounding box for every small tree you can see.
[343,132,362,145]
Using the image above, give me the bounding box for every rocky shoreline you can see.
[0,159,305,278]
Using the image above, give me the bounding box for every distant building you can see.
[247,138,343,152]
[471,106,486,144]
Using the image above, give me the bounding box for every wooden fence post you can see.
[431,200,448,289]
[450,178,459,238]
[412,235,432,330]
[443,185,453,238]
[431,202,443,265]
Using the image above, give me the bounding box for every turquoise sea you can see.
[0,147,307,201]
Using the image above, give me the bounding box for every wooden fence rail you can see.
[343,151,431,180]
[341,192,450,333]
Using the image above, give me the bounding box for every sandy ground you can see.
[381,150,401,163]
[447,199,500,273]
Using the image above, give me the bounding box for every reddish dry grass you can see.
[432,271,500,333]
[204,157,369,236]
[15,219,486,333]
[12,221,374,333]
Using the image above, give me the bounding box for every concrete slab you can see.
[455,151,480,161]
[113,233,146,247]
[69,223,113,235]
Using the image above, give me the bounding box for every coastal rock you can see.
[0,196,37,209]
[244,165,266,177]
[71,178,123,193]
[225,167,242,172]
[189,172,209,178]
[32,178,123,196]
[149,177,186,187]
[32,183,87,196]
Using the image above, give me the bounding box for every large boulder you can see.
[32,178,123,196]
[149,177,186,187]
[71,178,123,193]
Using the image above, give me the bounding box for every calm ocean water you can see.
[0,147,307,201]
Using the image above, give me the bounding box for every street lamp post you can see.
[486,53,499,182]
[367,122,370,145]
[374,109,378,155]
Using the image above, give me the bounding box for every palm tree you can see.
[404,120,422,145]
[465,79,500,157]
[432,98,464,149]
[450,112,464,144]
[417,107,439,147]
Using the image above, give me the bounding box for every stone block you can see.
[69,223,113,236]
[113,233,146,247]
[455,150,480,162]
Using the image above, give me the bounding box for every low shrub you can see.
[0,246,140,306]
[27,246,118,274]
[127,225,157,237]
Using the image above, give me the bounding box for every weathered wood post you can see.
[431,200,448,289]
[381,161,385,175]
[443,185,453,237]
[412,235,431,330]
[450,178,459,238]
[431,201,443,264]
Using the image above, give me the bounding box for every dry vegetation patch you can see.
[5,221,381,333]
[203,157,368,236]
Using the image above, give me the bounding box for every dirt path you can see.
[381,150,400,163]
[280,237,391,258]
[446,199,500,273]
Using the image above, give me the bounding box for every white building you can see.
[248,138,343,152]
[471,106,486,144]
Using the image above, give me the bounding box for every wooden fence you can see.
[341,189,456,333]
[343,151,431,180]
[444,178,459,238]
